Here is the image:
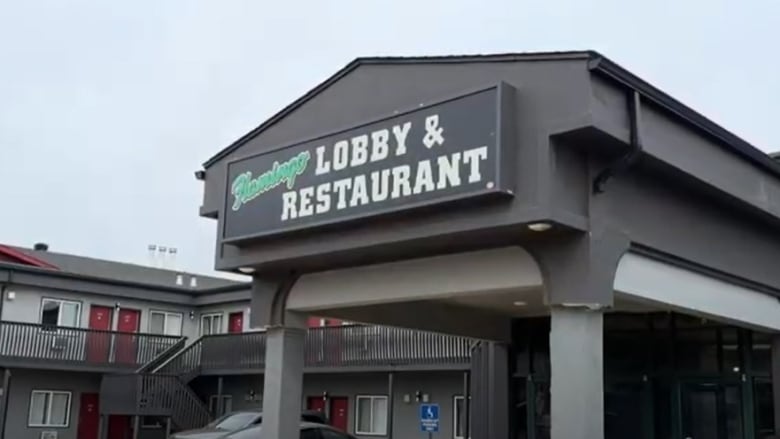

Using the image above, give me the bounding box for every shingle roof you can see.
[6,245,242,291]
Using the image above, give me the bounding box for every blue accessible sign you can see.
[419,403,440,433]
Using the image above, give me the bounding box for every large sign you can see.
[222,83,515,242]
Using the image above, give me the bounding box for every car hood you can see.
[171,428,229,439]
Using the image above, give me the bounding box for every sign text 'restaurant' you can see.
[223,86,509,241]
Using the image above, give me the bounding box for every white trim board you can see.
[614,252,780,332]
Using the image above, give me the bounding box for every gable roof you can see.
[202,50,780,181]
[4,245,242,292]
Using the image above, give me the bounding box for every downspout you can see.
[0,281,7,439]
[592,90,644,194]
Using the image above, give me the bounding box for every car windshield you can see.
[212,412,260,430]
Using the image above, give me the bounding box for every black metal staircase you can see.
[100,336,211,432]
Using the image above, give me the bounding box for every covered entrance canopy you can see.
[198,51,780,439]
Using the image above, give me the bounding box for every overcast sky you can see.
[0,0,777,277]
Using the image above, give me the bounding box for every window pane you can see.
[203,317,213,336]
[150,313,165,334]
[60,303,80,327]
[213,315,223,333]
[49,393,69,426]
[371,397,387,434]
[357,398,372,433]
[29,392,47,425]
[165,314,182,336]
[41,301,60,326]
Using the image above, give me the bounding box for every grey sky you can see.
[0,0,777,277]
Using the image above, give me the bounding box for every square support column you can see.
[262,326,306,439]
[772,334,780,435]
[550,307,604,439]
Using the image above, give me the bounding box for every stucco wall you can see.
[3,369,101,439]
[192,371,465,439]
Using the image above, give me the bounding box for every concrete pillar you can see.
[772,335,780,435]
[549,306,604,439]
[261,326,306,439]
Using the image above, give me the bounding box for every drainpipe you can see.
[592,90,644,194]
[387,372,394,439]
[462,371,470,439]
[0,369,11,439]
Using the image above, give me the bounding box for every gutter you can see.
[588,54,780,179]
[0,262,248,296]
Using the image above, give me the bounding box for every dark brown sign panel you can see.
[222,83,515,242]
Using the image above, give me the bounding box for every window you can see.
[208,395,233,417]
[28,390,71,427]
[201,313,224,336]
[454,396,471,439]
[40,299,81,328]
[149,311,182,336]
[355,395,387,436]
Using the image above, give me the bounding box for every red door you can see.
[228,312,243,333]
[77,393,100,439]
[329,397,349,431]
[107,415,132,439]
[87,306,113,362]
[307,396,327,414]
[115,308,140,364]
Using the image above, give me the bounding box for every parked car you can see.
[223,421,357,439]
[171,410,328,439]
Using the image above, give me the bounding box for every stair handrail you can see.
[135,336,187,374]
[153,335,204,376]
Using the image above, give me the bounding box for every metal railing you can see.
[100,373,210,430]
[0,321,182,369]
[158,325,473,373]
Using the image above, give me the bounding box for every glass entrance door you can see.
[681,382,743,439]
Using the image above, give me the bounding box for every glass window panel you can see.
[533,383,551,439]
[28,392,47,425]
[721,329,741,375]
[164,314,182,336]
[49,392,70,426]
[356,397,372,433]
[752,332,772,376]
[41,301,60,326]
[59,302,80,327]
[676,328,719,373]
[371,397,387,434]
[150,313,165,334]
[755,379,775,437]
[605,382,645,439]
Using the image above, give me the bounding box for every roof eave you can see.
[588,55,780,178]
[200,51,595,169]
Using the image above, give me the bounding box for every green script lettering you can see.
[231,151,310,211]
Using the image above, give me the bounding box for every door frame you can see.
[87,305,114,362]
[228,311,244,333]
[675,377,746,439]
[77,392,100,439]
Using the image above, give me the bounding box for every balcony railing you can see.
[167,324,474,373]
[0,321,182,370]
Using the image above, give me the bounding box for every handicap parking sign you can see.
[419,403,440,433]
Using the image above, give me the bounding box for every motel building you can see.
[196,51,780,439]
